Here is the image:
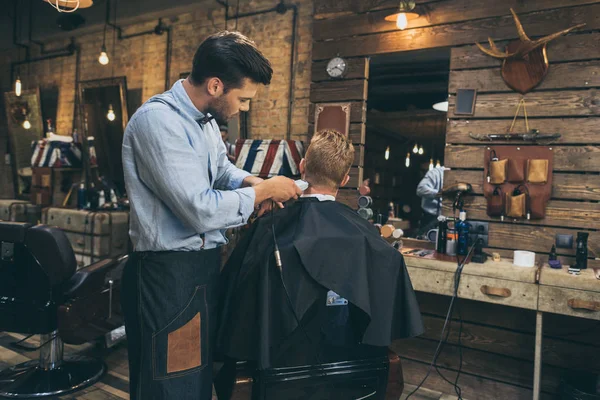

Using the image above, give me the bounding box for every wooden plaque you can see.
[314,102,351,137]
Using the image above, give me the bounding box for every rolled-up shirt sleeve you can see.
[130,110,256,233]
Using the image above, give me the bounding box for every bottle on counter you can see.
[456,211,471,256]
[77,183,86,210]
[45,119,54,138]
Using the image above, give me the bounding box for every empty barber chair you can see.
[214,296,404,400]
[0,222,127,398]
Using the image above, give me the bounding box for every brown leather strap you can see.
[567,298,600,311]
[480,285,512,298]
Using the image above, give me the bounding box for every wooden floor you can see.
[0,332,464,399]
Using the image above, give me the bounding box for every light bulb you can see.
[418,146,424,155]
[405,153,410,168]
[98,50,109,65]
[435,160,441,168]
[15,78,22,97]
[107,104,115,121]
[396,13,408,30]
[385,146,390,160]
[429,158,434,171]
[412,144,418,154]
[23,119,31,130]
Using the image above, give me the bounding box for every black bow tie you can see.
[198,115,214,125]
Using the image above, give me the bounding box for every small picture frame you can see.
[454,89,477,115]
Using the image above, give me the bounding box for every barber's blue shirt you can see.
[122,79,255,251]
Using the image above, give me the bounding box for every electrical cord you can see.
[270,201,372,400]
[405,240,476,400]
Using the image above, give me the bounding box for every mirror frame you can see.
[3,87,45,200]
[77,76,129,136]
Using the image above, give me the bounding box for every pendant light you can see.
[405,152,410,167]
[98,0,110,65]
[412,143,418,154]
[429,158,434,171]
[107,104,115,121]
[23,116,31,130]
[435,160,441,168]
[384,146,390,160]
[418,145,424,155]
[15,76,22,97]
[385,1,419,30]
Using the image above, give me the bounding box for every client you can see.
[217,129,423,373]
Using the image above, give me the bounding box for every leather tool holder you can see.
[483,146,553,220]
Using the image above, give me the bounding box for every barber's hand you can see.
[255,200,284,218]
[266,176,303,203]
[253,176,302,207]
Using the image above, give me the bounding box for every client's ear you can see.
[299,158,306,176]
[341,174,350,187]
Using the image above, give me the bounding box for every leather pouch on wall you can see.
[507,159,526,183]
[489,159,508,184]
[505,192,527,219]
[487,187,504,218]
[527,159,549,184]
[529,194,546,219]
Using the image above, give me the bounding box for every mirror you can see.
[365,48,450,239]
[3,88,44,199]
[78,77,128,195]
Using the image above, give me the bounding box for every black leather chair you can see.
[0,221,127,398]
[214,296,404,400]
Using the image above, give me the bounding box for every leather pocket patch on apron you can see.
[167,312,201,373]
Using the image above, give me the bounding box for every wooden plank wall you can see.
[310,1,600,398]
[309,57,369,206]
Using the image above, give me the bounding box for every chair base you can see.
[0,356,105,398]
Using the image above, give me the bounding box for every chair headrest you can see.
[0,221,32,243]
[25,225,77,286]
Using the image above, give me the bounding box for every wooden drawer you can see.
[407,267,538,310]
[539,286,600,321]
[458,274,538,310]
[407,267,454,296]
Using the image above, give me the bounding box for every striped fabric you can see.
[30,139,85,168]
[234,139,305,178]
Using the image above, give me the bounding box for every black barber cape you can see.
[216,197,423,369]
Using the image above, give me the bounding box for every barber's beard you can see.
[207,96,233,123]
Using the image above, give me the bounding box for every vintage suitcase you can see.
[42,208,130,268]
[0,200,41,224]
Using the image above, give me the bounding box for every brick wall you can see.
[0,0,313,198]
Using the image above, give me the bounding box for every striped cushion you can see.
[234,139,305,178]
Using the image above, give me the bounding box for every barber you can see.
[121,31,302,400]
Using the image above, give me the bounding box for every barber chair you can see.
[0,221,127,398]
[214,296,404,400]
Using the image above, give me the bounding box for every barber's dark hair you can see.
[190,31,273,89]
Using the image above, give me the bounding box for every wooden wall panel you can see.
[445,145,600,172]
[311,58,369,82]
[347,167,363,188]
[447,90,600,118]
[313,0,600,41]
[348,123,366,144]
[444,169,600,201]
[310,79,369,103]
[446,118,600,145]
[450,32,600,70]
[313,4,600,60]
[352,144,364,166]
[441,196,600,229]
[449,60,600,93]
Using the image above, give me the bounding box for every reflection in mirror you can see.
[78,77,128,195]
[365,48,450,239]
[3,88,44,199]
